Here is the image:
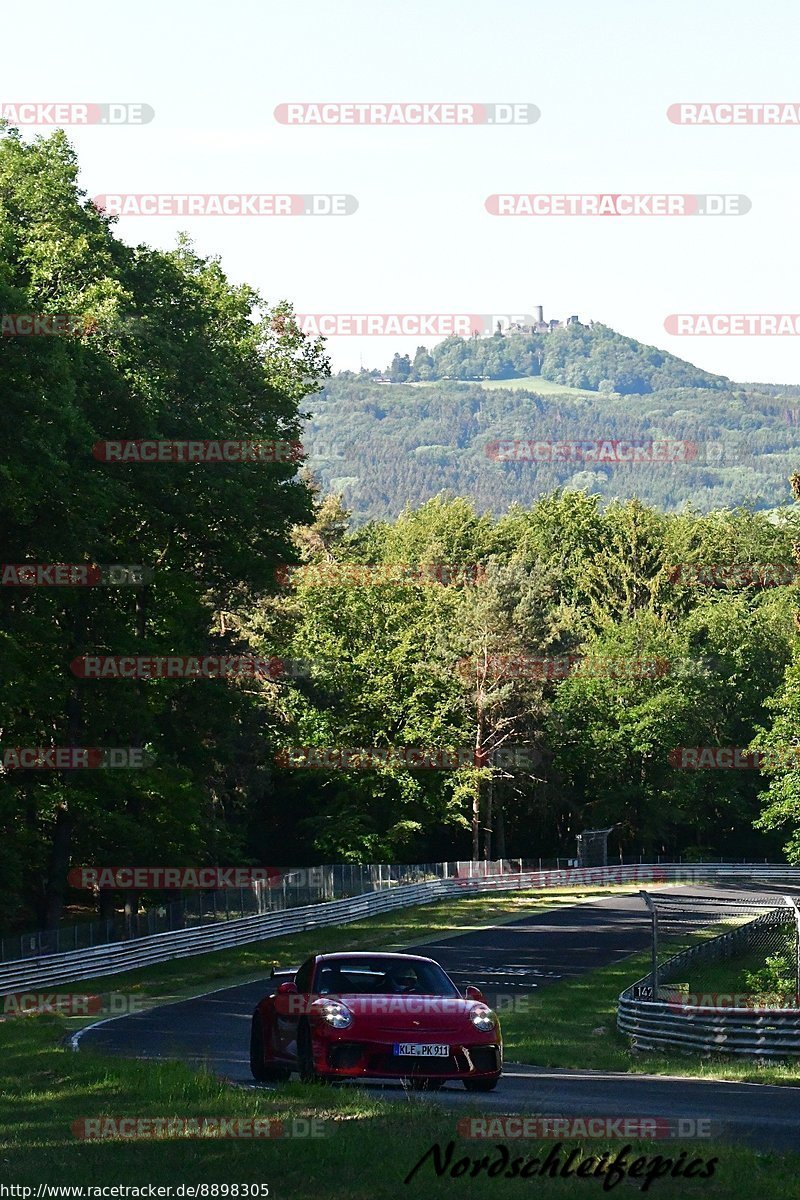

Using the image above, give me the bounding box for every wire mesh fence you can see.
[0,857,548,962]
[637,890,800,1005]
[2,856,790,965]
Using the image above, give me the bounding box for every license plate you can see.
[393,1043,449,1057]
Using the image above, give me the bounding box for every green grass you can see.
[1,995,798,1194]
[3,884,800,1192]
[664,947,792,998]
[468,376,600,398]
[501,949,800,1087]
[406,376,599,398]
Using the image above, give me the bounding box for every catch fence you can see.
[618,889,800,1056]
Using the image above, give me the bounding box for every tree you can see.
[388,353,411,382]
[0,127,327,928]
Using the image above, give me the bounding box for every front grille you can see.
[371,1052,463,1075]
[324,1040,501,1076]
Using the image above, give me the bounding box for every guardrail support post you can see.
[640,890,658,996]
[788,896,800,999]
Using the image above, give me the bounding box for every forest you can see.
[305,369,800,524]
[3,128,800,935]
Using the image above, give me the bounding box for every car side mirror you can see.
[464,985,485,1003]
[277,981,298,995]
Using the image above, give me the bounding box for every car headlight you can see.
[314,1000,353,1029]
[469,1005,497,1032]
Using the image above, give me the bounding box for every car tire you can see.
[249,1013,290,1083]
[464,1077,499,1092]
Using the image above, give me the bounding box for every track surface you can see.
[77,886,800,1152]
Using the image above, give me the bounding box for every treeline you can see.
[270,490,800,876]
[305,376,800,524]
[0,128,326,930]
[4,129,800,937]
[375,324,728,393]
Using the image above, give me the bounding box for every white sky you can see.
[3,0,800,382]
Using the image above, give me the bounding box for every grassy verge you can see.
[14,881,799,1087]
[1,1017,798,1196]
[3,885,799,1193]
[501,950,800,1086]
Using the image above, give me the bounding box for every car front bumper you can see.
[314,1035,502,1079]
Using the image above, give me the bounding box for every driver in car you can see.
[388,965,419,994]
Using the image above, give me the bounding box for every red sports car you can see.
[250,951,502,1090]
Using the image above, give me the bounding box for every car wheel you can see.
[464,1077,499,1092]
[408,1077,445,1091]
[249,1014,290,1083]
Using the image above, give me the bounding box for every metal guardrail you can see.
[1,861,797,997]
[618,898,800,1057]
[0,856,593,963]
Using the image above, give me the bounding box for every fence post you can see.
[640,890,658,996]
[788,896,800,999]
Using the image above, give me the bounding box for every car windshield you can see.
[313,957,460,997]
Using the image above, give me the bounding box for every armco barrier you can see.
[618,901,800,1057]
[0,863,796,996]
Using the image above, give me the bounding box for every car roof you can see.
[315,951,436,965]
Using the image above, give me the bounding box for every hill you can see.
[302,324,800,523]
[380,322,729,393]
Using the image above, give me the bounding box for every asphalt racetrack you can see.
[76,885,800,1152]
